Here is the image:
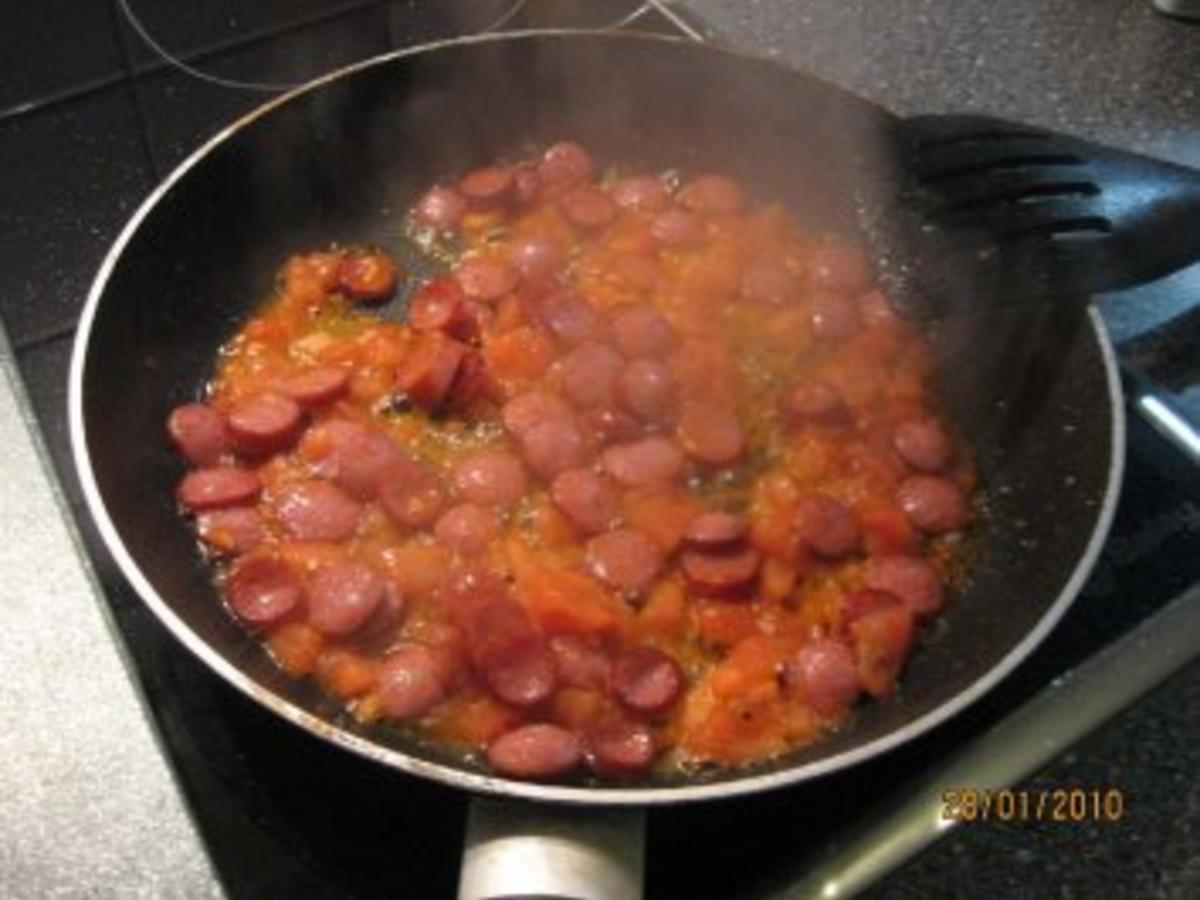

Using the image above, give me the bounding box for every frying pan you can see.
[68,30,1123,896]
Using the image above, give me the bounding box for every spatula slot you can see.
[922,154,1086,184]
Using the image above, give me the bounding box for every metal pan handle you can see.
[458,798,646,900]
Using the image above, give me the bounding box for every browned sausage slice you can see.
[680,545,761,595]
[780,380,846,426]
[408,276,466,332]
[537,141,596,194]
[273,480,362,542]
[508,235,566,282]
[227,391,303,456]
[453,450,528,507]
[434,503,499,557]
[550,469,621,535]
[866,555,945,617]
[586,528,663,593]
[587,721,656,777]
[517,418,587,481]
[549,635,611,691]
[376,459,446,530]
[678,174,746,214]
[841,587,904,624]
[280,367,350,408]
[197,507,265,556]
[611,647,683,714]
[892,418,954,473]
[412,185,466,231]
[560,342,624,409]
[378,644,454,719]
[167,403,228,466]
[649,209,705,248]
[536,290,604,347]
[487,724,583,780]
[458,166,515,207]
[227,555,302,628]
[397,332,467,411]
[794,494,861,559]
[561,187,617,229]
[617,359,676,423]
[178,467,261,512]
[308,562,385,637]
[611,175,669,212]
[792,639,861,716]
[676,404,745,466]
[302,419,406,500]
[453,257,520,303]
[896,476,971,533]
[683,512,748,548]
[611,306,676,358]
[579,406,641,448]
[602,437,685,488]
[502,391,574,439]
[339,251,399,303]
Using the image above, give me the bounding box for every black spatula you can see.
[870,114,1200,315]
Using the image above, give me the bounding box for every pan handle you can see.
[458,797,646,900]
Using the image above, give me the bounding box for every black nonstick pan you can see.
[68,30,1124,895]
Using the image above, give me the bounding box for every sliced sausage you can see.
[586,528,663,593]
[227,391,303,456]
[896,476,971,534]
[434,503,498,557]
[408,276,467,332]
[683,512,748,548]
[359,581,407,640]
[273,480,362,542]
[376,459,446,529]
[794,495,861,559]
[740,257,800,304]
[513,164,542,206]
[680,545,761,595]
[197,507,265,555]
[587,721,656,777]
[551,469,621,535]
[167,403,228,466]
[611,647,683,714]
[560,342,624,409]
[611,306,675,358]
[792,639,861,716]
[893,418,954,473]
[227,555,302,628]
[612,175,669,212]
[453,588,557,708]
[452,450,527,507]
[453,257,520,303]
[280,367,350,408]
[537,141,596,194]
[602,437,685,488]
[378,644,454,719]
[549,635,611,691]
[866,555,945,617]
[178,467,261,512]
[487,724,583,780]
[339,250,399,303]
[458,165,515,207]
[678,174,747,214]
[445,350,495,411]
[809,291,863,341]
[579,406,641,448]
[561,187,617,229]
[676,404,745,466]
[649,208,705,248]
[841,587,904,624]
[807,240,874,296]
[536,290,605,347]
[308,562,385,637]
[302,419,406,500]
[617,359,676,423]
[780,380,846,426]
[850,604,915,698]
[509,235,566,282]
[412,185,466,231]
[502,391,573,439]
[397,332,467,411]
[517,418,587,481]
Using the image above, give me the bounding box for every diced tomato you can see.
[850,605,915,697]
[267,623,325,676]
[516,564,627,638]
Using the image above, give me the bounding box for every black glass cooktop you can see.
[4,2,1200,897]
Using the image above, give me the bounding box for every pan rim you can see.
[68,29,1126,806]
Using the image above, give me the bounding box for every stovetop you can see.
[4,2,1200,898]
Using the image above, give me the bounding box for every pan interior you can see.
[76,33,1117,801]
